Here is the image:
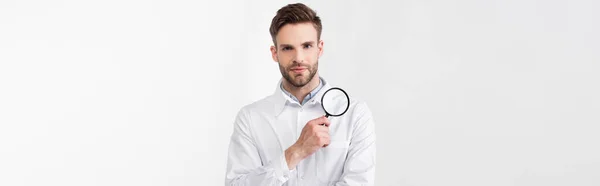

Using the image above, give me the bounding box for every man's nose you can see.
[293,50,305,63]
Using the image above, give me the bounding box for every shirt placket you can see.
[296,105,303,185]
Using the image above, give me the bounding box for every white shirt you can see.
[225,78,376,186]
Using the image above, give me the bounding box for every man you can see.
[225,3,376,186]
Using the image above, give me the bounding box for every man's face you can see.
[271,22,324,88]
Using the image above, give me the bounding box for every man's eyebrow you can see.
[279,44,294,48]
[301,41,316,45]
[279,41,316,48]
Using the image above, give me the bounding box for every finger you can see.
[312,118,324,126]
[322,136,330,147]
[312,116,329,126]
[315,117,330,127]
[316,130,330,137]
[311,115,325,123]
[316,125,329,133]
[322,117,331,127]
[315,125,327,133]
[322,133,330,141]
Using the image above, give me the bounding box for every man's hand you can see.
[285,116,330,169]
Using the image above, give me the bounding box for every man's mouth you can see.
[290,67,307,73]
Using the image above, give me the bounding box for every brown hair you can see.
[269,3,322,46]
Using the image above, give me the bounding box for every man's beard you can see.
[279,60,318,88]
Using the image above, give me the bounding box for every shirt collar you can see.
[272,77,331,117]
[280,77,324,105]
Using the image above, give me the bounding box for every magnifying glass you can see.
[319,87,350,147]
[321,87,350,118]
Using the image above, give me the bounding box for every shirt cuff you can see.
[273,153,294,183]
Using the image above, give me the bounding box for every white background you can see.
[1,0,599,185]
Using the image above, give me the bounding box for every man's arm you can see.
[224,108,292,186]
[336,102,377,185]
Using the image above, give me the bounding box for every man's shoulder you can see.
[347,96,372,117]
[237,94,278,115]
[344,93,366,108]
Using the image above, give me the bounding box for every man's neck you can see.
[282,75,321,104]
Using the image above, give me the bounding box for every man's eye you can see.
[282,47,292,51]
[304,45,312,49]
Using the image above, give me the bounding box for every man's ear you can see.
[270,45,278,62]
[318,40,324,58]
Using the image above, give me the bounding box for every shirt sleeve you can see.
[335,102,377,186]
[225,108,295,186]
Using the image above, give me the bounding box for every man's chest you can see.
[248,104,353,184]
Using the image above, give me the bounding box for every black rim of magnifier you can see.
[321,87,350,117]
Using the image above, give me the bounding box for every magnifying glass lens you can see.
[321,88,350,117]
